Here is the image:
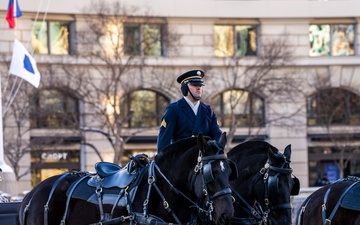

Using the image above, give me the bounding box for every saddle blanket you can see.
[68,176,129,206]
[340,182,360,211]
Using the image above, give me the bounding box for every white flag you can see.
[9,39,40,88]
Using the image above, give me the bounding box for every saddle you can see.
[88,154,149,189]
[340,180,360,211]
[68,154,149,206]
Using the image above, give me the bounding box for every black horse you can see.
[296,176,360,225]
[18,133,236,225]
[227,141,300,225]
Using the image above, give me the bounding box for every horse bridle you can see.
[231,157,299,225]
[195,140,234,221]
[143,140,234,224]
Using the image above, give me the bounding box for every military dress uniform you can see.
[157,70,222,153]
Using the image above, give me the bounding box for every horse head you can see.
[254,144,300,225]
[194,132,236,225]
[228,141,299,225]
[154,132,235,225]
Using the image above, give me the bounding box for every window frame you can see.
[123,23,166,57]
[211,89,265,127]
[309,23,356,57]
[120,89,169,128]
[214,24,258,57]
[32,20,76,55]
[30,89,80,129]
[306,88,360,126]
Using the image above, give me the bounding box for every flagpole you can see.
[0,75,13,173]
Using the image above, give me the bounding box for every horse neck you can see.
[231,150,268,207]
[148,150,199,222]
[155,146,200,193]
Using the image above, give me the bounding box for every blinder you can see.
[201,140,238,183]
[268,174,280,195]
[203,163,214,183]
[268,174,300,196]
[291,176,300,196]
[265,162,300,196]
[202,159,238,184]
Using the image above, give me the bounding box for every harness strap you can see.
[144,161,155,216]
[263,169,270,210]
[211,187,232,200]
[110,188,126,215]
[154,162,200,207]
[231,188,263,222]
[322,180,360,225]
[321,187,331,225]
[95,184,105,221]
[88,215,128,225]
[44,172,71,225]
[271,202,292,210]
[22,198,32,225]
[61,174,92,225]
[146,161,183,225]
[153,182,183,224]
[297,196,311,225]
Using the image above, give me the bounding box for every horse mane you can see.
[228,140,279,178]
[155,137,198,163]
[230,140,279,155]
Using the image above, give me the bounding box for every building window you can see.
[211,89,264,127]
[120,90,169,128]
[30,89,80,128]
[309,24,355,56]
[124,24,164,56]
[308,146,360,186]
[30,148,80,187]
[32,21,75,55]
[214,25,257,57]
[307,88,360,126]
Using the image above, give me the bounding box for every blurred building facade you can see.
[1,0,360,195]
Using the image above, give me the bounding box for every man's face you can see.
[187,83,203,101]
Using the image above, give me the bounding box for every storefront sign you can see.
[41,152,68,161]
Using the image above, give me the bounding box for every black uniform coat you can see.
[157,98,222,152]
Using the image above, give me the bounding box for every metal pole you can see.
[0,76,13,173]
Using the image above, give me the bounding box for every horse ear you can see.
[219,132,227,148]
[284,144,291,161]
[197,133,206,152]
[268,147,276,163]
